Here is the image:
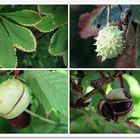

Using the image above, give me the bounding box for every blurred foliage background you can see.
[70,70,140,133]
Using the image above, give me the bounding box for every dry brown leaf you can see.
[78,6,106,39]
[115,23,137,68]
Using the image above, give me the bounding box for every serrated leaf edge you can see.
[34,15,57,33]
[37,5,54,15]
[13,26,37,52]
[48,25,68,56]
[62,49,68,67]
[12,30,37,52]
[48,30,60,56]
[2,17,37,52]
[3,10,42,27]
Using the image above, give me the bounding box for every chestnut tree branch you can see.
[72,71,125,108]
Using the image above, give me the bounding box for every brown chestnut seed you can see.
[99,99,133,122]
[9,111,31,129]
[99,100,115,121]
[9,104,31,129]
[111,101,133,113]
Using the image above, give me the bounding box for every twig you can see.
[13,70,20,79]
[119,74,124,88]
[25,109,57,124]
[73,71,125,108]
[98,71,106,78]
[107,5,111,25]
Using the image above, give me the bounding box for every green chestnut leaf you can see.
[0,79,31,119]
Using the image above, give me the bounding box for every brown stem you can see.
[119,74,124,88]
[107,5,111,25]
[98,71,106,78]
[13,70,20,79]
[72,71,125,108]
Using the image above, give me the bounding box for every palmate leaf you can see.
[35,15,57,32]
[2,10,42,26]
[49,25,68,56]
[24,71,68,115]
[36,5,68,33]
[38,5,56,15]
[0,23,17,68]
[2,17,36,52]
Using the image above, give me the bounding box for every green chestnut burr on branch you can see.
[0,79,56,128]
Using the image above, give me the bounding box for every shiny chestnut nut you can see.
[0,79,31,127]
[9,105,31,129]
[9,110,31,129]
[99,100,115,121]
[99,88,133,122]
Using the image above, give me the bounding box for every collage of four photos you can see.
[0,4,140,135]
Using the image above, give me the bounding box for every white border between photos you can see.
[0,0,140,138]
[1,0,140,4]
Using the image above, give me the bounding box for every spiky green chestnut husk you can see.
[95,25,125,62]
[0,79,31,119]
